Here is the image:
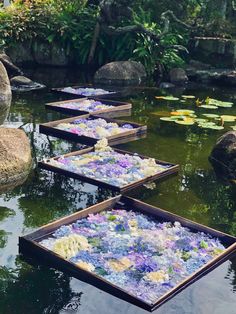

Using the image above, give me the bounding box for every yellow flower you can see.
[72,157,93,166]
[144,270,169,283]
[128,219,138,230]
[76,260,95,272]
[94,138,112,152]
[53,234,91,260]
[108,257,132,272]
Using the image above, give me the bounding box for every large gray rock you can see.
[0,61,11,100]
[0,128,32,188]
[209,131,236,180]
[169,68,188,85]
[0,53,23,76]
[94,61,146,86]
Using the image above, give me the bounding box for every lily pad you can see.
[200,105,218,109]
[202,114,220,118]
[200,125,224,130]
[155,96,179,101]
[175,119,195,125]
[181,95,196,99]
[207,98,233,108]
[198,121,217,127]
[160,117,175,122]
[176,109,195,115]
[195,118,207,123]
[220,115,236,122]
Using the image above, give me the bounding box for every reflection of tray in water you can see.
[38,147,179,193]
[39,114,147,146]
[45,98,132,118]
[19,195,236,312]
[52,85,120,98]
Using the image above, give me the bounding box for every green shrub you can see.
[0,0,187,74]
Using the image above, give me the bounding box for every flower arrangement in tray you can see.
[47,139,171,187]
[56,117,134,139]
[40,208,226,305]
[61,87,114,97]
[55,99,115,112]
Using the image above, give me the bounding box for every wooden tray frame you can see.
[52,85,120,99]
[39,114,147,146]
[45,98,132,118]
[19,195,236,312]
[38,147,179,193]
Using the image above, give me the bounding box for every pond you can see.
[0,68,236,314]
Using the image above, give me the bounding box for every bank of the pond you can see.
[0,68,236,314]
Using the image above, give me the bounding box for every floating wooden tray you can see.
[19,195,236,312]
[39,114,147,146]
[52,85,120,99]
[38,147,179,193]
[45,98,132,118]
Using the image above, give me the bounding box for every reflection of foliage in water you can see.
[0,207,15,249]
[0,71,236,313]
[0,258,82,314]
[2,169,114,228]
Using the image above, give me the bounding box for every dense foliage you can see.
[0,0,236,74]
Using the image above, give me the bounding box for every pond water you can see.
[0,68,236,314]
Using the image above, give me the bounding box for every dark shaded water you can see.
[0,68,236,314]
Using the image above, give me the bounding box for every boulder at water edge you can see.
[169,68,188,85]
[0,128,32,189]
[209,131,236,180]
[94,61,146,86]
[10,75,46,91]
[0,98,11,125]
[0,61,11,100]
